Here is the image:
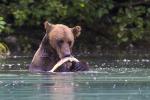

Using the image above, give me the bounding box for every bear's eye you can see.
[68,41,72,46]
[57,39,64,47]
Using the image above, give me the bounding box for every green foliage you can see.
[0,0,150,53]
[112,6,146,45]
[0,42,9,55]
[0,17,6,33]
[0,0,114,26]
[0,16,9,55]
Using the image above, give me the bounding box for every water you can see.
[1,51,150,100]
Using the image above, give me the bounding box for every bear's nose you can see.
[63,51,71,57]
[64,54,71,57]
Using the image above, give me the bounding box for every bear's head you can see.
[44,21,81,59]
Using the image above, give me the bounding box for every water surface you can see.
[0,52,150,100]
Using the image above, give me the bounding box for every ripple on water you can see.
[0,54,150,100]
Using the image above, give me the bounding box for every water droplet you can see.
[90,74,94,77]
[113,84,116,88]
[116,60,119,62]
[139,88,141,94]
[0,81,3,84]
[85,81,89,85]
[20,80,24,83]
[93,77,97,80]
[127,59,130,62]
[8,64,12,68]
[17,63,21,66]
[71,82,74,86]
[123,59,127,62]
[13,56,17,58]
[54,88,57,91]
[125,80,127,82]
[8,64,12,67]
[115,66,118,68]
[101,63,106,66]
[94,65,98,68]
[142,59,145,62]
[75,84,79,87]
[4,84,9,87]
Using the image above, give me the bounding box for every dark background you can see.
[0,0,150,55]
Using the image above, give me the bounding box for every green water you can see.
[0,53,150,100]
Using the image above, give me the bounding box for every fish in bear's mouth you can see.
[49,56,79,72]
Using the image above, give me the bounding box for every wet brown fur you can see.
[29,21,82,72]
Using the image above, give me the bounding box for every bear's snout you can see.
[61,43,71,58]
[56,42,72,59]
[63,51,71,57]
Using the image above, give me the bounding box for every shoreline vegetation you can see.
[0,42,10,58]
[0,0,150,56]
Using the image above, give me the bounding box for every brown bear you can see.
[29,21,89,72]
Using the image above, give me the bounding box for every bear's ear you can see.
[44,21,54,33]
[71,26,81,38]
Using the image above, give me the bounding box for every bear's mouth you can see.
[49,56,79,72]
[57,51,72,59]
[60,55,72,60]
